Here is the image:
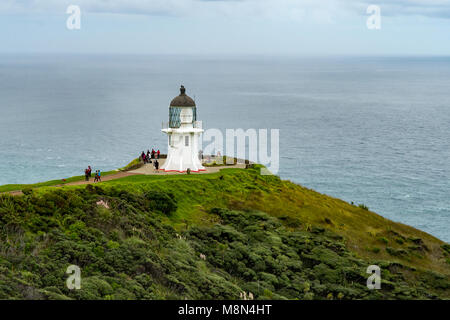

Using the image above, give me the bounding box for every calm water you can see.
[0,54,449,242]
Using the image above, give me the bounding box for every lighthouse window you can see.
[169,107,182,128]
[169,135,172,146]
[185,135,189,146]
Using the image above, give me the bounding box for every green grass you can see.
[0,164,448,299]
[118,158,142,171]
[0,170,118,193]
[26,165,449,274]
[0,156,147,194]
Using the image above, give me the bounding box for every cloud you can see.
[355,0,450,19]
[1,0,450,20]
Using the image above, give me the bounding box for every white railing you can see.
[162,120,203,129]
[194,120,203,129]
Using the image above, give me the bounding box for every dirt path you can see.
[7,171,141,196]
[65,171,140,186]
[6,157,248,196]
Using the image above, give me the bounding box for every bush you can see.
[22,188,33,196]
[1,176,448,301]
[370,247,381,253]
[358,204,369,211]
[144,191,177,215]
[386,247,408,257]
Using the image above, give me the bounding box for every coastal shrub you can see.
[143,191,177,215]
[279,215,302,228]
[419,271,450,290]
[408,237,423,244]
[386,247,408,257]
[442,244,450,255]
[303,292,314,300]
[22,188,33,196]
[0,172,448,300]
[358,204,369,211]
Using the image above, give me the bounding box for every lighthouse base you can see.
[160,130,204,173]
[160,153,205,173]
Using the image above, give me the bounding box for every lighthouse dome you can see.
[170,85,196,107]
[168,85,197,128]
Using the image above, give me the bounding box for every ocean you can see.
[0,54,449,242]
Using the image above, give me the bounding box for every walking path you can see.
[5,158,247,196]
[7,171,139,196]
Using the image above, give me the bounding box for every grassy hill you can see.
[0,165,448,299]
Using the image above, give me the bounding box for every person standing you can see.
[157,149,160,159]
[84,168,89,181]
[154,159,159,171]
[151,148,155,159]
[98,169,102,182]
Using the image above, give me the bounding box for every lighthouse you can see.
[160,86,205,172]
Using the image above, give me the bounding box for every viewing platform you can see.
[129,156,247,175]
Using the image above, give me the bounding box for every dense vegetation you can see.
[0,166,448,299]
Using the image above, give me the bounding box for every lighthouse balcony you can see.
[161,120,203,132]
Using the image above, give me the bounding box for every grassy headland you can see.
[0,170,118,193]
[0,165,448,299]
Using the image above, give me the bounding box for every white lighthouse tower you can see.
[160,86,205,172]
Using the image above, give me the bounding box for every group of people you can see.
[140,148,160,171]
[141,149,160,163]
[84,166,102,182]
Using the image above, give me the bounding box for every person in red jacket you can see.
[157,149,160,159]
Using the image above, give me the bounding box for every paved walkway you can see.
[130,158,246,175]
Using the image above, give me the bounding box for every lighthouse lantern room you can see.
[161,86,205,172]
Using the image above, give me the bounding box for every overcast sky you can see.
[1,0,450,55]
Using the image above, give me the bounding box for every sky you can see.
[1,0,450,55]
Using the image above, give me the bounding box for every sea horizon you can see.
[1,54,449,242]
